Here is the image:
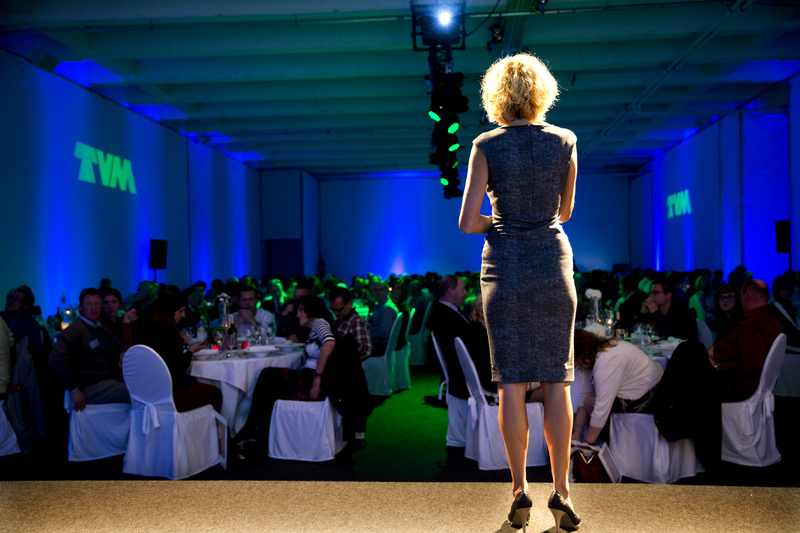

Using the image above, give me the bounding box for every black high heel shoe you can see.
[547,490,581,532]
[508,490,532,531]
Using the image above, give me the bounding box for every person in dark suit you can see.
[615,275,646,331]
[428,275,470,400]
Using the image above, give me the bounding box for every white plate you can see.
[271,337,288,345]
[195,348,219,356]
[246,345,278,353]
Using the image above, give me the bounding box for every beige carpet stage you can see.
[2,481,798,533]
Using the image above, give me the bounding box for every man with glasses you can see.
[636,279,698,341]
[329,287,372,361]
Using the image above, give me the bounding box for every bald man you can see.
[709,279,783,402]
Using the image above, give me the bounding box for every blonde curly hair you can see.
[480,53,560,125]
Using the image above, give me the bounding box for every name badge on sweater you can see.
[89,339,100,350]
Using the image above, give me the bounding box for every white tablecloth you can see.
[189,352,303,435]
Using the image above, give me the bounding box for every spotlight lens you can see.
[428,110,441,122]
[448,143,460,152]
[438,11,452,26]
[447,123,459,134]
[440,177,450,186]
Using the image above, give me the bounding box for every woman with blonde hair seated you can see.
[571,329,663,445]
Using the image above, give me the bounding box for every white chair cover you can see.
[268,398,345,461]
[610,413,703,484]
[432,333,467,447]
[408,301,433,366]
[122,345,219,480]
[455,338,548,470]
[696,319,713,350]
[391,308,414,392]
[363,314,403,396]
[0,399,21,456]
[721,333,786,467]
[63,390,130,462]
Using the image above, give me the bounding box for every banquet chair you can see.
[391,308,414,392]
[268,398,345,462]
[721,333,786,467]
[696,319,713,350]
[408,301,433,366]
[363,314,403,397]
[455,338,548,470]
[122,345,220,480]
[609,413,703,484]
[63,390,130,462]
[0,400,21,456]
[431,333,468,447]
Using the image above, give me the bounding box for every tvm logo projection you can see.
[74,141,137,194]
[667,189,691,219]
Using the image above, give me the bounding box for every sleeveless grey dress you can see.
[474,123,577,383]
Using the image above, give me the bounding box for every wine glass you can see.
[213,330,225,351]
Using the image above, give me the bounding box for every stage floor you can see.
[2,480,798,533]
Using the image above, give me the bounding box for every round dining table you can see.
[189,349,303,436]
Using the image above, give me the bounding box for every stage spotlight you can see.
[411,0,466,50]
[437,11,452,26]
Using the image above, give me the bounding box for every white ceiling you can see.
[2,0,799,180]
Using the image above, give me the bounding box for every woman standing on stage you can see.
[459,53,580,532]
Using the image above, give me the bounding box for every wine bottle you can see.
[227,314,238,350]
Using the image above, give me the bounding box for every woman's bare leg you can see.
[498,382,530,495]
[541,381,573,498]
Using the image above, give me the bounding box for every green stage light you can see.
[447,122,459,134]
[428,110,441,122]
[452,160,459,168]
[440,177,450,186]
[448,143,460,152]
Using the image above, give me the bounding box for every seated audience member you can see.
[465,293,498,395]
[689,274,716,324]
[130,281,158,323]
[329,287,372,361]
[261,279,285,314]
[278,280,313,341]
[2,286,42,355]
[0,316,12,401]
[615,275,647,331]
[225,280,242,312]
[770,274,800,350]
[571,329,663,444]
[234,287,276,337]
[390,281,411,352]
[367,281,398,358]
[633,279,698,341]
[135,288,221,413]
[407,279,429,334]
[712,283,743,341]
[99,278,112,291]
[233,296,342,456]
[428,275,471,401]
[177,284,207,332]
[99,288,137,345]
[49,288,130,411]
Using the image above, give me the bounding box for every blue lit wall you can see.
[0,52,260,315]
[630,97,795,284]
[792,79,800,271]
[318,174,629,280]
[742,112,790,285]
[187,141,261,284]
[302,173,320,276]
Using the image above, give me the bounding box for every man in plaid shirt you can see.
[329,287,372,361]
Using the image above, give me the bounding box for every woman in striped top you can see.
[232,296,336,458]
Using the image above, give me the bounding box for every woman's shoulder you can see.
[472,127,507,145]
[541,123,577,144]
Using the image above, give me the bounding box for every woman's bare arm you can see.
[459,144,493,234]
[558,146,577,223]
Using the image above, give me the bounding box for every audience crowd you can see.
[1,264,798,478]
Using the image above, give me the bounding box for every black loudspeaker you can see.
[149,239,168,270]
[776,220,791,254]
